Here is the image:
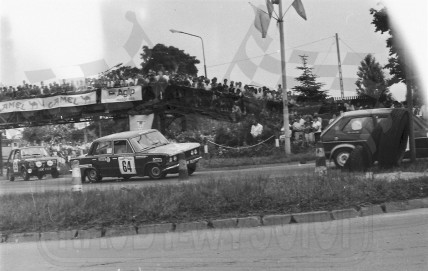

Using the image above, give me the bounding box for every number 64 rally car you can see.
[71,129,202,182]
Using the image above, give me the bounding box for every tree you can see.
[370,6,404,85]
[22,124,76,144]
[292,55,327,103]
[370,6,422,106]
[355,54,392,106]
[140,44,200,76]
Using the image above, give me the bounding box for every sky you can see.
[1,0,427,102]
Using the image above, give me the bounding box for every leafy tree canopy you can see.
[370,6,406,84]
[140,44,200,76]
[355,54,392,105]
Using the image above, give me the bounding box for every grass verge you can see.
[199,151,316,170]
[1,171,427,234]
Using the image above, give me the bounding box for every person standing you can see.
[312,116,322,143]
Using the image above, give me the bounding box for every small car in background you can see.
[321,108,428,168]
[71,129,202,182]
[6,146,60,181]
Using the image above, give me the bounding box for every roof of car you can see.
[95,129,159,141]
[341,108,405,117]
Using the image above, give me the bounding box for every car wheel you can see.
[37,174,44,180]
[333,148,352,168]
[187,164,196,176]
[21,168,30,181]
[51,171,59,178]
[7,169,15,182]
[86,168,102,183]
[147,164,166,179]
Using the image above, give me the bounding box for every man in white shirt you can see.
[312,117,322,143]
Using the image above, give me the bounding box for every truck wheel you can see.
[86,168,102,183]
[51,171,59,179]
[147,164,166,179]
[7,170,15,182]
[187,164,196,176]
[333,148,352,168]
[21,168,30,181]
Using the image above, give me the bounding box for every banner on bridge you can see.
[101,85,142,104]
[0,91,97,113]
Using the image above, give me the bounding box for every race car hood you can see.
[144,142,200,156]
[22,157,58,162]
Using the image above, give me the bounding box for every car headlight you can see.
[47,160,53,166]
[173,156,177,161]
[194,148,198,154]
[169,157,172,163]
[35,161,42,168]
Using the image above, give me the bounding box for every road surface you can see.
[0,162,317,195]
[1,208,427,270]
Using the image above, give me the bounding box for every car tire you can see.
[344,145,372,172]
[86,168,102,183]
[377,109,410,168]
[187,164,196,176]
[147,164,166,179]
[333,148,352,168]
[51,171,59,179]
[21,168,30,181]
[7,169,15,182]
[37,174,44,180]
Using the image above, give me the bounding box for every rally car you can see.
[321,108,428,168]
[6,146,60,181]
[72,129,202,182]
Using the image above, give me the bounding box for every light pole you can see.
[170,29,207,78]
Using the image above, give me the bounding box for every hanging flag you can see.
[24,69,56,83]
[266,0,274,17]
[79,59,109,77]
[251,4,271,38]
[292,0,307,20]
[123,11,153,66]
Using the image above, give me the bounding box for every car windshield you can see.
[129,131,170,151]
[21,147,49,157]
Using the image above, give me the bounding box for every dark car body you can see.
[72,129,202,182]
[321,108,428,168]
[6,146,60,181]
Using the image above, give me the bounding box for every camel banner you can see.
[101,85,142,103]
[0,91,96,113]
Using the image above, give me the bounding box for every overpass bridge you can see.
[0,85,288,133]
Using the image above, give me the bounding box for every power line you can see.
[207,35,335,68]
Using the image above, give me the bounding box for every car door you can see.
[111,140,137,177]
[91,140,116,177]
[412,116,428,158]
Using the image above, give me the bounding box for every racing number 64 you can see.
[122,160,132,172]
[118,157,136,174]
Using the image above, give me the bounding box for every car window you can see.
[114,140,133,154]
[93,141,113,155]
[342,117,373,134]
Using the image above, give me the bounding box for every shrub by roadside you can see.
[0,171,427,234]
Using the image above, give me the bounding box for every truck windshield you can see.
[129,131,170,151]
[21,147,49,157]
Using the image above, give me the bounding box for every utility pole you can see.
[335,33,344,99]
[278,0,291,156]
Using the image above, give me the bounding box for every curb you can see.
[2,198,428,244]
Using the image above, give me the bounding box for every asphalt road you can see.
[0,162,317,195]
[2,209,427,271]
